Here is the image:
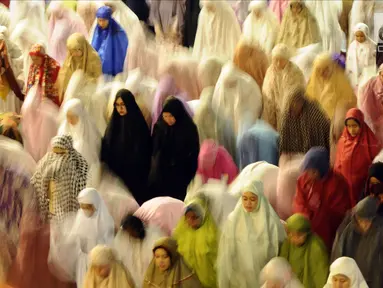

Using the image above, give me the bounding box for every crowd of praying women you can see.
[1,0,383,287]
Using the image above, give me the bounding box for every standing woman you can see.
[150,97,199,201]
[101,89,151,205]
[26,44,61,107]
[346,23,376,90]
[218,181,286,287]
[334,108,381,206]
[91,6,128,77]
[58,33,102,100]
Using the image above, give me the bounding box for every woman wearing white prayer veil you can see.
[50,188,114,288]
[193,1,241,61]
[217,181,286,288]
[242,0,279,55]
[58,98,101,185]
[346,23,376,90]
[305,0,344,54]
[212,63,262,140]
[260,257,303,288]
[114,214,166,288]
[324,257,368,288]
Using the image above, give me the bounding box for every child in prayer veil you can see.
[143,237,202,288]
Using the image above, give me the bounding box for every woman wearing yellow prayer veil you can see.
[306,53,357,161]
[173,195,219,288]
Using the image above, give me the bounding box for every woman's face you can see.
[288,231,307,246]
[31,55,43,66]
[80,203,95,218]
[332,274,351,288]
[97,18,109,29]
[115,97,127,116]
[242,192,258,213]
[355,215,372,233]
[154,248,171,272]
[290,3,303,16]
[355,31,366,43]
[290,97,304,117]
[185,210,202,229]
[67,111,79,126]
[273,56,288,70]
[346,119,360,137]
[70,49,83,58]
[162,112,176,126]
[94,264,111,278]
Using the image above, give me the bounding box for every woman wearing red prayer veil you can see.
[26,44,61,107]
[293,147,352,250]
[334,108,381,206]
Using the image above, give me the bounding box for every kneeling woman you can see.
[149,97,200,200]
[143,237,202,287]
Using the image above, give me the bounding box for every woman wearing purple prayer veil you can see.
[149,97,199,201]
[91,6,128,76]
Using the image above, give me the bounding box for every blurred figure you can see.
[26,44,61,106]
[197,140,238,184]
[193,1,241,61]
[47,1,88,65]
[262,44,305,131]
[260,257,303,288]
[294,147,352,250]
[76,1,99,32]
[173,196,219,288]
[358,64,383,143]
[58,33,102,100]
[269,0,289,23]
[114,214,166,288]
[134,197,185,236]
[377,25,383,68]
[280,214,329,288]
[143,237,203,287]
[332,197,383,288]
[276,0,321,49]
[83,245,134,288]
[182,0,200,47]
[243,0,279,55]
[363,162,383,214]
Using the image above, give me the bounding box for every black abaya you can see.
[101,89,152,205]
[149,97,200,200]
[182,0,200,47]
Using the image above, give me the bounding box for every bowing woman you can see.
[101,89,152,205]
[149,97,199,201]
[91,6,128,77]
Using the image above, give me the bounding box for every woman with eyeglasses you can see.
[101,89,152,205]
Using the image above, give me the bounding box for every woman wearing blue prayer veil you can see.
[91,6,128,76]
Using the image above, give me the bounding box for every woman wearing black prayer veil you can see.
[101,89,152,205]
[149,97,199,200]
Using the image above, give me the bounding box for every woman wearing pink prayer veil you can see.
[47,2,88,65]
[269,0,289,23]
[359,64,383,144]
[150,75,192,132]
[133,197,185,236]
[20,85,59,162]
[197,139,238,185]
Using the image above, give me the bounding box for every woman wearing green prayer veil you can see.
[173,195,219,288]
[279,213,329,288]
